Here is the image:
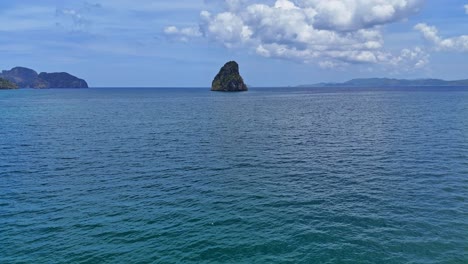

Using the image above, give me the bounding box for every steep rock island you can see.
[0,66,88,88]
[211,61,247,92]
[0,78,18,89]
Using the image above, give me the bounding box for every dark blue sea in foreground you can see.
[1,87,467,263]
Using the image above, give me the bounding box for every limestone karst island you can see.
[0,66,88,89]
[211,61,248,92]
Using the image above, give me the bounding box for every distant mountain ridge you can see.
[0,66,88,88]
[300,78,468,87]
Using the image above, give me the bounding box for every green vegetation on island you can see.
[211,61,248,92]
[0,66,88,89]
[0,78,18,89]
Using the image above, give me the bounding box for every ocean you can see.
[1,87,467,263]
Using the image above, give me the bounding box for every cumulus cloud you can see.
[465,4,468,14]
[389,47,429,69]
[300,0,423,31]
[166,0,426,68]
[415,23,468,52]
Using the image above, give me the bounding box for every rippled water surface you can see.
[1,87,467,263]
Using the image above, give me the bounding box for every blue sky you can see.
[0,0,467,87]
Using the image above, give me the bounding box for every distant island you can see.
[300,78,468,87]
[211,61,248,92]
[0,67,88,89]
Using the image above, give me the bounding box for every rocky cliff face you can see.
[38,72,88,88]
[0,78,18,89]
[0,67,43,88]
[211,61,248,92]
[0,67,88,88]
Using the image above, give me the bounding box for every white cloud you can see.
[415,23,468,52]
[56,8,88,28]
[389,47,429,69]
[164,26,202,41]
[165,0,426,69]
[55,3,102,32]
[413,3,468,52]
[302,0,423,31]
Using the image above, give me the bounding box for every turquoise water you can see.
[1,87,467,263]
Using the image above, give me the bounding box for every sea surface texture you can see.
[1,87,467,263]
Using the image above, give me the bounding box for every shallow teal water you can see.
[1,87,467,263]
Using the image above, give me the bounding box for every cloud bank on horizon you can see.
[165,0,467,70]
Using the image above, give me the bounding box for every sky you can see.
[0,0,467,87]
